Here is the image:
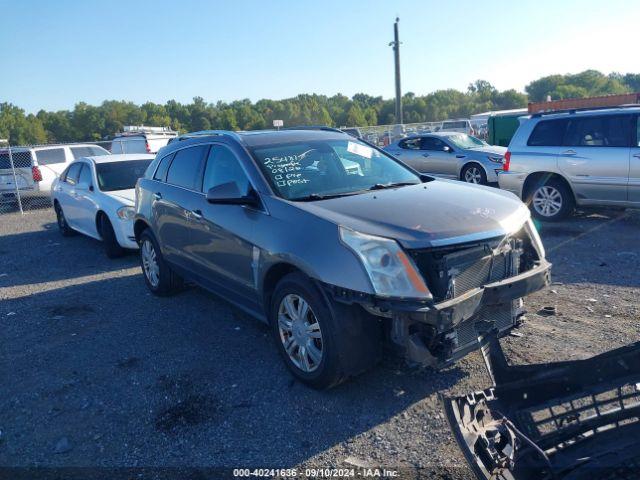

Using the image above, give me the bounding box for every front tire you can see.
[100,214,125,259]
[270,272,381,389]
[461,163,488,185]
[139,229,183,296]
[54,202,75,237]
[527,178,574,222]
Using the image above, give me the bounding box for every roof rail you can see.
[531,103,640,118]
[174,130,242,142]
[282,125,345,133]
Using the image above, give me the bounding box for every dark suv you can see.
[134,128,551,389]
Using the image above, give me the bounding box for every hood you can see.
[104,189,135,204]
[293,180,529,249]
[465,144,507,156]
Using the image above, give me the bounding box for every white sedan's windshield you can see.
[250,139,421,200]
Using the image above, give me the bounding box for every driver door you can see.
[420,137,457,178]
[189,144,261,309]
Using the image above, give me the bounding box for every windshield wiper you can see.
[367,181,419,191]
[290,192,360,202]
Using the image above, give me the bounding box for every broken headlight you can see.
[339,226,432,300]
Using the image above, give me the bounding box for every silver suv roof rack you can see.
[531,103,640,118]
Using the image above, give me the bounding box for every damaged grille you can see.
[409,234,524,302]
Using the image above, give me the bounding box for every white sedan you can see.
[51,154,154,258]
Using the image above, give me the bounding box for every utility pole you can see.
[389,17,403,125]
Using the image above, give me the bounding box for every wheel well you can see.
[262,263,303,315]
[95,211,107,236]
[522,172,574,200]
[134,219,149,242]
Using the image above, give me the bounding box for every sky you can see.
[1,0,639,113]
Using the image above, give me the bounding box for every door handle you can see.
[153,192,162,200]
[561,150,577,155]
[422,153,430,157]
[633,153,640,159]
[190,209,203,219]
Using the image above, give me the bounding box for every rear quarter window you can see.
[527,119,569,146]
[36,148,66,165]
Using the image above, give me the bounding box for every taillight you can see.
[503,151,511,172]
[145,141,151,153]
[32,166,43,182]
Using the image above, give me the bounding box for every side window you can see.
[89,146,109,156]
[201,145,250,194]
[636,116,640,147]
[166,146,208,190]
[36,148,66,165]
[70,147,93,159]
[65,163,83,186]
[77,164,93,186]
[399,138,421,150]
[564,115,631,147]
[527,119,569,147]
[111,140,124,154]
[420,137,446,151]
[153,153,175,182]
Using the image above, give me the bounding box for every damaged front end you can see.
[443,337,640,480]
[378,219,550,368]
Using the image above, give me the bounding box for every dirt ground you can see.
[0,206,638,479]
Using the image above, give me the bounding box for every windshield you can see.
[96,160,152,192]
[446,133,486,149]
[249,139,421,200]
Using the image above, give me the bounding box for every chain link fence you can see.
[346,119,488,147]
[0,140,112,215]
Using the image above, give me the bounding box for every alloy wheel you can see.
[141,239,160,288]
[464,166,482,184]
[277,293,323,373]
[532,186,563,217]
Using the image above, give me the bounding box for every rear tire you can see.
[139,229,183,296]
[54,202,75,237]
[100,214,125,259]
[527,178,574,222]
[270,272,381,389]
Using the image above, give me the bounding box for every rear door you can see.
[189,144,260,307]
[387,137,425,170]
[72,163,99,236]
[629,115,640,203]
[57,162,83,227]
[558,114,631,203]
[154,145,209,270]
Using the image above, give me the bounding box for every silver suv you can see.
[498,106,640,221]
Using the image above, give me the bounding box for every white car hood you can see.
[104,189,135,205]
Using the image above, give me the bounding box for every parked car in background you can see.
[499,106,640,221]
[383,132,507,185]
[133,128,549,389]
[441,119,474,135]
[110,126,177,154]
[0,144,109,205]
[52,154,154,257]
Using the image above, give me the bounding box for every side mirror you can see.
[206,182,259,207]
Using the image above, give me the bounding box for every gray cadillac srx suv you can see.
[134,128,550,389]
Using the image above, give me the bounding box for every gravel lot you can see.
[0,206,638,478]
